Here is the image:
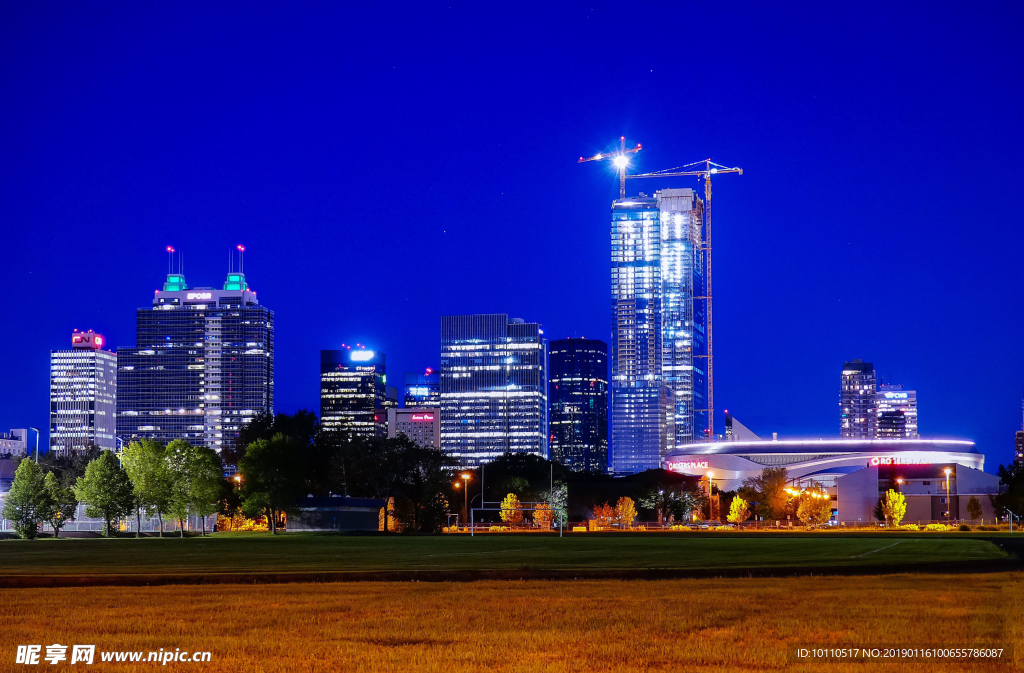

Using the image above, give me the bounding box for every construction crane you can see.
[628,159,743,439]
[578,136,642,199]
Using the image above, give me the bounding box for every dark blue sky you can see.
[2,3,1022,466]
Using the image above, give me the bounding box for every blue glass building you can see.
[548,338,608,472]
[610,188,708,473]
[404,368,440,409]
[440,314,547,467]
[320,348,387,439]
[116,270,274,456]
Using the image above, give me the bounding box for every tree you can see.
[727,495,751,524]
[592,502,615,527]
[881,488,907,527]
[39,472,78,538]
[166,440,223,536]
[967,495,983,522]
[500,493,523,524]
[795,487,833,528]
[990,463,1024,522]
[121,439,173,537]
[545,482,568,529]
[74,451,135,536]
[37,444,103,489]
[533,503,553,530]
[1,459,47,539]
[615,496,637,528]
[739,467,790,520]
[238,433,305,534]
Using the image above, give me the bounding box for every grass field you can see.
[2,573,1021,672]
[0,532,1010,577]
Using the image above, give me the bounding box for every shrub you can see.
[924,523,950,531]
[977,525,999,531]
[900,524,920,531]
[958,524,971,532]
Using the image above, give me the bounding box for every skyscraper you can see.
[320,347,387,438]
[49,330,117,454]
[610,188,707,474]
[404,368,440,408]
[840,360,876,438]
[548,338,608,472]
[440,314,547,467]
[117,267,274,456]
[875,384,919,439]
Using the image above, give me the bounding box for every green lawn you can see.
[0,532,1009,576]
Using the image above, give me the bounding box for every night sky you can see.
[2,4,1022,467]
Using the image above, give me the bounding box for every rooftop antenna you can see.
[237,244,245,274]
[166,246,175,274]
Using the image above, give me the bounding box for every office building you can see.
[1016,431,1024,465]
[320,348,387,438]
[610,189,708,474]
[440,314,547,467]
[388,407,440,448]
[404,368,440,409]
[0,430,29,458]
[840,360,877,438]
[117,267,274,456]
[50,330,117,454]
[875,384,919,439]
[548,338,608,472]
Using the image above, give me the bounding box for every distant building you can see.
[320,348,387,439]
[876,384,919,439]
[50,330,117,454]
[548,338,608,472]
[404,368,440,409]
[724,412,759,441]
[288,496,386,532]
[1016,431,1024,465]
[116,268,274,456]
[440,314,547,467]
[840,360,877,438]
[0,430,29,458]
[388,408,440,449]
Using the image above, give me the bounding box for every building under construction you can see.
[609,188,709,473]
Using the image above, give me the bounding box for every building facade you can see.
[548,338,608,472]
[404,368,440,409]
[440,314,547,467]
[610,189,708,474]
[388,407,440,448]
[320,348,387,439]
[50,330,117,454]
[875,384,919,439]
[840,359,877,438]
[0,430,29,458]
[116,271,274,456]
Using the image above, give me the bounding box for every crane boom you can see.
[578,136,642,198]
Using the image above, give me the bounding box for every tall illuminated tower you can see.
[49,330,117,454]
[610,188,707,473]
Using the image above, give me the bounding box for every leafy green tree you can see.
[37,444,103,488]
[966,495,983,522]
[74,451,134,536]
[881,488,907,527]
[739,467,790,520]
[2,459,47,539]
[166,440,223,536]
[401,443,456,532]
[500,493,523,524]
[991,463,1024,521]
[796,486,833,528]
[39,472,78,538]
[121,439,174,537]
[727,495,751,524]
[238,433,305,534]
[545,482,568,528]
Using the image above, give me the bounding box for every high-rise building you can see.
[117,268,274,456]
[50,330,117,454]
[404,368,440,408]
[610,188,707,474]
[840,360,876,438]
[548,338,608,472]
[440,314,547,467]
[320,347,387,439]
[1016,431,1024,465]
[875,384,919,439]
[388,407,440,448]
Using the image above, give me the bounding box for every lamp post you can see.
[944,467,953,524]
[28,427,40,463]
[460,473,471,530]
[896,478,904,493]
[706,471,714,521]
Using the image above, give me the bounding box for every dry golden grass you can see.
[2,574,1022,672]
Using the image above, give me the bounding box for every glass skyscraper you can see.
[840,359,876,438]
[320,348,387,439]
[116,270,274,456]
[610,188,707,474]
[50,330,117,454]
[440,314,547,467]
[404,368,440,408]
[548,338,608,472]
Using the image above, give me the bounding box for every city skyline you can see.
[1,4,1022,468]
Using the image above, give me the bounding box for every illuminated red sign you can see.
[666,460,710,471]
[869,456,931,467]
[411,414,434,422]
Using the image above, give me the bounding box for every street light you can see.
[706,471,714,521]
[896,478,904,494]
[460,473,471,531]
[944,468,953,524]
